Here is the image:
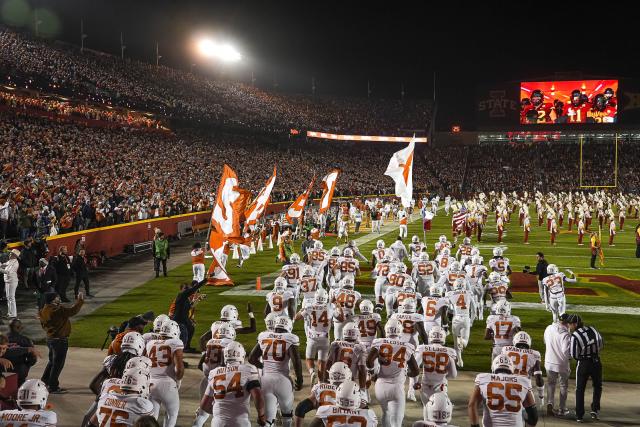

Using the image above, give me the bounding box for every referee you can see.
[567,314,604,422]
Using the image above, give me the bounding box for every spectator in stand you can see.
[39,291,84,394]
[71,248,92,298]
[36,258,57,309]
[153,232,170,278]
[53,246,71,302]
[5,319,39,385]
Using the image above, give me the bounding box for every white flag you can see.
[384,138,415,207]
[319,169,340,213]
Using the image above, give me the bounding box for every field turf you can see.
[70,208,640,382]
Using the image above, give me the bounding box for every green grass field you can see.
[71,208,640,382]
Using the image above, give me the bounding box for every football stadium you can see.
[0,2,639,426]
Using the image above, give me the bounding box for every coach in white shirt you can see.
[543,314,572,417]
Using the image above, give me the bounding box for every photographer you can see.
[5,319,39,385]
[524,252,549,303]
[107,313,153,355]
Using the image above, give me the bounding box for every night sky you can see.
[2,0,636,128]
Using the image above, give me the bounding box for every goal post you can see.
[579,134,618,189]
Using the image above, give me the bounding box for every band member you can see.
[609,218,616,246]
[523,214,531,245]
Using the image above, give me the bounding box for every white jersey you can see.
[445,290,475,318]
[371,338,415,382]
[352,313,381,346]
[301,303,334,338]
[433,241,451,255]
[486,315,521,347]
[501,346,542,378]
[96,393,154,426]
[266,290,294,316]
[0,409,57,426]
[373,261,390,279]
[408,243,426,260]
[485,280,509,303]
[371,248,387,265]
[456,244,474,263]
[311,382,338,407]
[146,338,183,381]
[465,264,487,287]
[336,256,360,280]
[315,405,378,427]
[435,255,453,273]
[421,296,448,325]
[475,373,532,427]
[281,263,302,287]
[99,377,122,397]
[385,273,411,294]
[395,289,422,307]
[415,344,457,386]
[390,312,425,344]
[390,241,408,261]
[210,319,243,338]
[328,340,367,378]
[412,260,436,281]
[204,364,260,420]
[308,249,328,271]
[141,332,163,347]
[489,257,510,275]
[542,272,568,297]
[257,331,299,375]
[203,337,235,376]
[331,289,361,319]
[300,275,320,303]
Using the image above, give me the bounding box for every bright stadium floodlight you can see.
[197,38,242,62]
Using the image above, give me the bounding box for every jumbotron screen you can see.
[520,80,618,124]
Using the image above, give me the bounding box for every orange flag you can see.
[286,177,315,224]
[245,167,277,228]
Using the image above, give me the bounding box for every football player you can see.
[445,279,476,368]
[390,236,409,262]
[409,236,425,262]
[502,331,545,406]
[488,247,511,277]
[0,379,57,427]
[384,263,411,316]
[367,318,420,427]
[333,248,360,285]
[587,94,616,123]
[435,248,453,277]
[485,300,521,360]
[395,278,423,311]
[433,235,451,256]
[412,392,458,427]
[468,355,538,427]
[455,237,474,264]
[563,89,591,123]
[604,87,617,108]
[412,252,437,296]
[421,286,449,335]
[311,380,378,427]
[326,247,342,290]
[294,362,352,427]
[414,327,457,420]
[143,314,170,346]
[326,322,368,390]
[281,253,303,302]
[92,371,154,427]
[249,316,303,427]
[265,277,296,319]
[352,300,383,351]
[300,265,321,308]
[346,240,369,263]
[436,260,466,293]
[296,288,343,385]
[524,89,554,123]
[465,255,487,320]
[308,241,328,284]
[146,320,184,427]
[371,240,387,267]
[484,272,512,314]
[200,303,256,350]
[330,277,362,340]
[373,254,392,312]
[199,342,266,427]
[542,264,577,322]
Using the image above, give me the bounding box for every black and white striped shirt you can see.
[571,326,604,360]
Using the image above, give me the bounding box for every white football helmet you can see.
[493,247,503,257]
[359,299,374,315]
[453,278,465,291]
[429,285,442,297]
[419,252,429,262]
[290,253,301,264]
[450,261,461,272]
[216,323,237,340]
[120,370,149,395]
[462,237,471,245]
[336,380,360,410]
[398,263,407,274]
[220,304,239,322]
[399,298,416,314]
[488,271,501,283]
[343,248,354,258]
[121,332,145,356]
[315,288,329,305]
[439,235,447,243]
[428,326,446,344]
[513,331,532,348]
[265,312,278,332]
[389,264,399,275]
[342,322,360,342]
[125,356,152,373]
[547,264,559,275]
[314,241,324,250]
[224,341,246,365]
[412,235,419,244]
[470,247,480,257]
[153,314,170,333]
[384,318,403,338]
[471,255,482,265]
[341,276,355,289]
[17,379,48,410]
[403,279,416,292]
[495,299,511,316]
[275,316,293,333]
[442,248,451,257]
[491,354,515,374]
[376,240,385,249]
[330,247,341,256]
[328,361,352,385]
[274,277,288,294]
[302,265,315,277]
[382,254,392,263]
[426,392,453,423]
[160,320,180,340]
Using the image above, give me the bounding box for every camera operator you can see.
[107,312,154,355]
[524,252,549,303]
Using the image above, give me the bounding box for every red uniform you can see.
[522,103,554,123]
[563,102,591,123]
[586,107,616,123]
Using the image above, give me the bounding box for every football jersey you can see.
[486,315,521,347]
[281,263,302,286]
[99,377,122,397]
[210,319,243,338]
[300,276,320,302]
[308,249,328,270]
[412,261,436,280]
[302,303,334,338]
[396,289,422,307]
[475,373,532,427]
[485,280,509,303]
[336,257,359,279]
[489,257,510,275]
[96,393,154,426]
[373,262,390,278]
[0,409,57,426]
[371,248,387,265]
[421,296,448,324]
[501,346,542,378]
[435,255,452,273]
[409,243,425,260]
[329,340,367,378]
[311,383,337,407]
[352,313,381,346]
[445,290,474,317]
[266,290,294,316]
[563,103,591,124]
[331,289,361,319]
[257,331,299,375]
[434,241,451,254]
[327,255,341,275]
[370,338,415,382]
[205,364,260,419]
[390,312,425,343]
[542,273,567,297]
[315,405,378,427]
[386,273,411,293]
[465,264,487,286]
[587,106,616,123]
[415,344,457,386]
[446,271,467,289]
[456,244,473,261]
[203,337,234,376]
[146,338,183,380]
[141,332,162,346]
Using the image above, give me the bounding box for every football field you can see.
[70,207,640,383]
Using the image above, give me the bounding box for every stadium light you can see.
[197,38,242,62]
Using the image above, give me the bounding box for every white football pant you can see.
[375,380,405,427]
[150,378,179,427]
[192,264,205,283]
[261,373,294,427]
